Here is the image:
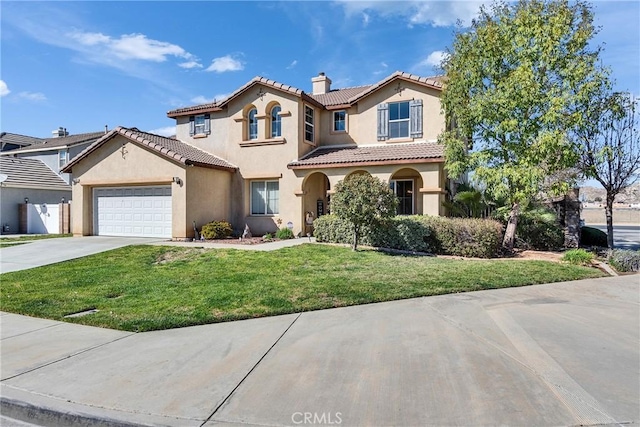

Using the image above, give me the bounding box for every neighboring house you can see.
[62,71,448,239]
[0,132,46,152]
[0,128,106,184]
[0,157,71,234]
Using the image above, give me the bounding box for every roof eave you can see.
[288,157,445,170]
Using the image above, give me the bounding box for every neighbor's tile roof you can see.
[1,131,105,154]
[0,132,45,149]
[0,157,70,191]
[62,127,237,172]
[288,142,444,169]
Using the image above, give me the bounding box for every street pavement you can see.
[588,224,640,250]
[1,275,638,426]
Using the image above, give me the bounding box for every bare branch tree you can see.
[577,92,640,248]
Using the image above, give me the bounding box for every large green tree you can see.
[440,0,609,251]
[331,174,398,251]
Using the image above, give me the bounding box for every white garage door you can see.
[94,186,172,238]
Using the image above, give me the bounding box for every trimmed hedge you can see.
[580,226,608,247]
[201,220,233,239]
[313,214,503,258]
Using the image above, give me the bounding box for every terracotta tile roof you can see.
[62,127,237,173]
[166,71,445,117]
[167,76,315,117]
[0,157,70,191]
[347,72,444,104]
[1,131,105,154]
[288,142,444,169]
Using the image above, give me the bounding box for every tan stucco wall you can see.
[172,78,447,235]
[69,135,231,239]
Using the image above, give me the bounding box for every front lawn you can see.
[0,244,605,331]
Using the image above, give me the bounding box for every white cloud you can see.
[148,126,176,137]
[362,12,370,26]
[190,93,229,104]
[205,55,244,73]
[68,31,196,63]
[337,1,483,27]
[418,50,449,68]
[0,80,10,97]
[178,61,203,69]
[287,59,298,69]
[18,91,47,101]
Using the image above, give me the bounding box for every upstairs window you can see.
[248,108,258,140]
[377,99,423,140]
[304,105,314,143]
[333,110,346,132]
[58,149,68,169]
[189,113,210,136]
[389,101,410,138]
[271,105,282,138]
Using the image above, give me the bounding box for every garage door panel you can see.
[94,186,171,238]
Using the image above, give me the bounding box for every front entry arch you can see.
[302,172,330,234]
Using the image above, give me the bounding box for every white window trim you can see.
[250,180,280,216]
[58,149,69,169]
[194,114,206,135]
[389,101,410,139]
[332,110,347,133]
[248,108,258,140]
[304,105,315,144]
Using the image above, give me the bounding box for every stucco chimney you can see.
[312,72,332,95]
[52,127,69,138]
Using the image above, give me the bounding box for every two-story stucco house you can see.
[62,71,448,239]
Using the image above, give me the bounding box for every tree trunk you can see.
[352,224,359,251]
[605,195,615,248]
[502,202,520,252]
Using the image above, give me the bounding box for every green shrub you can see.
[608,249,640,272]
[263,233,273,241]
[313,214,503,258]
[580,226,608,247]
[562,249,595,265]
[200,221,233,239]
[418,216,503,258]
[275,227,295,240]
[494,206,564,250]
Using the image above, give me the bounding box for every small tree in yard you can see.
[331,174,398,251]
[440,0,610,252]
[575,92,640,248]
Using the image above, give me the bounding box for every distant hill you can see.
[580,182,640,204]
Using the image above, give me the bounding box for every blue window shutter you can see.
[204,114,211,135]
[377,103,389,141]
[189,116,195,136]
[410,99,423,138]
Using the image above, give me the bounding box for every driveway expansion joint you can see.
[199,313,303,427]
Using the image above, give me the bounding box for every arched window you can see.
[271,105,282,138]
[248,108,258,140]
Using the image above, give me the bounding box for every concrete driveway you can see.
[1,275,638,426]
[0,236,165,273]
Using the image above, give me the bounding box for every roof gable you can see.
[61,127,237,173]
[1,131,105,154]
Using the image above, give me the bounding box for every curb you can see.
[0,397,151,427]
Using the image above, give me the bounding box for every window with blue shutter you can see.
[409,99,423,138]
[377,103,389,140]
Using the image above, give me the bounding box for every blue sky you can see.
[1,1,638,139]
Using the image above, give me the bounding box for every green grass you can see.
[0,234,71,247]
[0,244,605,332]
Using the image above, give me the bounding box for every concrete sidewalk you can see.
[1,275,639,426]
